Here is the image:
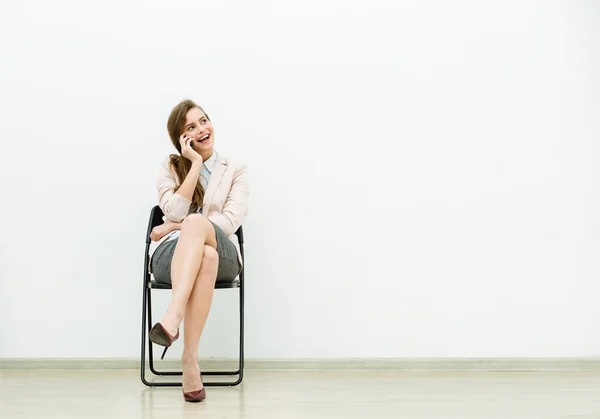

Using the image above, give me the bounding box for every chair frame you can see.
[140,205,245,387]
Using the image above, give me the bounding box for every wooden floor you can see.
[1,369,600,418]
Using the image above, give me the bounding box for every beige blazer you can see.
[148,153,249,266]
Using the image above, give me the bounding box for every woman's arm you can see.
[175,160,203,201]
[157,137,204,221]
[150,220,183,242]
[157,158,203,222]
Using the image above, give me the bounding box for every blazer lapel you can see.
[202,154,227,213]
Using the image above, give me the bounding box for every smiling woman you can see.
[164,102,215,212]
[146,99,249,403]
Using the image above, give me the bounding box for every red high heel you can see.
[149,323,180,359]
[183,388,206,403]
[183,375,206,403]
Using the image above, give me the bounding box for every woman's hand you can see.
[150,224,168,242]
[150,220,182,242]
[180,134,203,164]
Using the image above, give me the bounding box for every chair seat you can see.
[148,280,240,290]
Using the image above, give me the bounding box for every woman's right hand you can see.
[179,134,203,164]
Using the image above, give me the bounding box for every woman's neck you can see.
[201,150,214,163]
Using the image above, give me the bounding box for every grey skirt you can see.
[151,221,241,285]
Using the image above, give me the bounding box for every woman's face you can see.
[183,107,214,157]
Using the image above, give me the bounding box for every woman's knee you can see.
[202,245,219,267]
[182,213,211,233]
[198,246,219,282]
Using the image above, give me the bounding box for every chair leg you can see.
[141,286,183,387]
[145,289,162,375]
[201,282,244,386]
[141,283,151,386]
[141,285,244,387]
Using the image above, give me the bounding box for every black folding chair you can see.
[140,205,245,387]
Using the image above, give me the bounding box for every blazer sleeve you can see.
[208,163,249,237]
[157,157,192,222]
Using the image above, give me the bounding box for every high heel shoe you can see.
[183,387,206,403]
[149,323,179,359]
[183,375,206,403]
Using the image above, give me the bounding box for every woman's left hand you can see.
[150,224,168,242]
[150,220,181,242]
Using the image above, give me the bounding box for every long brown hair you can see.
[166,99,210,212]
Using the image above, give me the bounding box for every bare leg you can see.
[160,214,217,337]
[181,245,219,392]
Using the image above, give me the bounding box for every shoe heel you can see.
[160,346,169,360]
[149,323,180,349]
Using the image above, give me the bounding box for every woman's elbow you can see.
[162,206,187,222]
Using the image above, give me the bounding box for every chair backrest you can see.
[145,205,165,244]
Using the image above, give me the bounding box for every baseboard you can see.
[1,358,600,371]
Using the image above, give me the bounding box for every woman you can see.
[147,99,249,402]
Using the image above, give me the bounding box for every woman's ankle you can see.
[181,354,202,390]
[181,353,199,368]
[161,308,184,336]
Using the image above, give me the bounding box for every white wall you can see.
[0,0,599,359]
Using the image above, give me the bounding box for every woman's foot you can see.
[160,309,184,338]
[182,356,204,392]
[182,356,205,402]
[183,387,206,403]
